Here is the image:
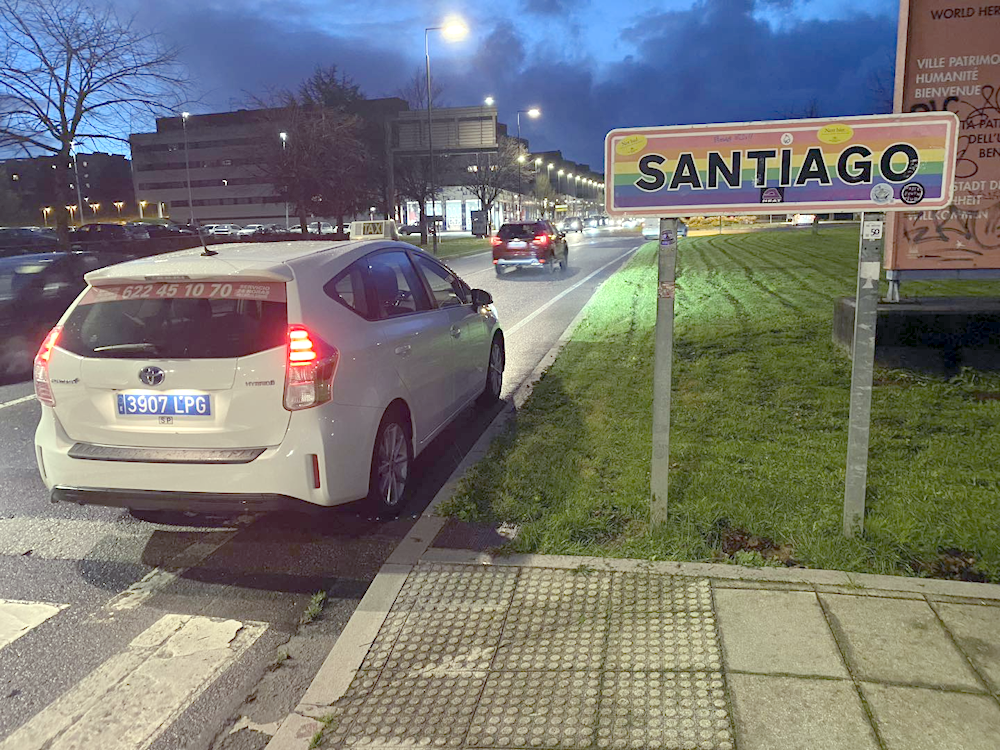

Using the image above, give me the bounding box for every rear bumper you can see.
[51,486,306,514]
[35,401,383,509]
[495,256,547,267]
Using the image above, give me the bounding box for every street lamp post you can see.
[424,17,468,254]
[279,132,289,228]
[69,142,85,225]
[181,112,195,226]
[515,108,540,219]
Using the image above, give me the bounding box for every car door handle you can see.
[394,344,411,356]
[450,326,462,338]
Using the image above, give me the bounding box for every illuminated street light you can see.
[515,108,542,219]
[279,132,289,227]
[425,16,469,253]
[484,96,494,106]
[181,111,195,225]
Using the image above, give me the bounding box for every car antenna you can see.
[195,220,217,256]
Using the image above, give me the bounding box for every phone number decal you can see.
[82,281,286,304]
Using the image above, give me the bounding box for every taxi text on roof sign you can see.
[604,112,959,217]
[348,220,399,239]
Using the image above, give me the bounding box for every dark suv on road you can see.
[491,221,568,276]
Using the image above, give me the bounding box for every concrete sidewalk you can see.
[269,540,1000,750]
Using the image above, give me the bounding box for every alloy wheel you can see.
[377,423,408,507]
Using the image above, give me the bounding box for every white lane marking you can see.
[0,614,267,750]
[0,600,68,650]
[103,538,230,612]
[506,246,640,336]
[0,394,35,410]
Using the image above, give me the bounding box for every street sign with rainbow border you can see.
[605,112,959,217]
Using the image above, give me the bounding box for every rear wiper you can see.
[93,343,161,354]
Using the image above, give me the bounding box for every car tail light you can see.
[490,236,502,246]
[33,326,61,407]
[533,234,550,247]
[284,325,339,411]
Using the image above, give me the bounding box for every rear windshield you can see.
[498,223,545,240]
[60,286,287,359]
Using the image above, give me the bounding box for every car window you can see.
[498,223,535,240]
[60,294,287,359]
[324,261,374,320]
[365,251,430,318]
[413,254,468,308]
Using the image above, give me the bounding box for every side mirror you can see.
[471,288,493,307]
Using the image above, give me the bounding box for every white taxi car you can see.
[33,222,504,516]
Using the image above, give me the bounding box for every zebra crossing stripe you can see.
[0,614,267,750]
[0,599,68,650]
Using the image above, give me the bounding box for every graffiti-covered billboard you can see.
[886,0,1000,271]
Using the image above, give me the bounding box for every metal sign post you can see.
[651,219,678,524]
[843,214,885,536]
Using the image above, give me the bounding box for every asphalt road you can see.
[0,228,641,750]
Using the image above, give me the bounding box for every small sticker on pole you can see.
[862,220,884,241]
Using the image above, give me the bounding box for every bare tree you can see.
[253,94,371,233]
[463,136,519,232]
[0,0,186,243]
[394,153,437,246]
[395,69,444,111]
[298,65,365,110]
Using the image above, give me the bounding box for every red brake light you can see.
[533,234,549,246]
[33,326,61,407]
[288,326,317,366]
[490,236,502,246]
[284,325,339,411]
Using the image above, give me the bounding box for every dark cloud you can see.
[438,0,896,167]
[521,0,586,16]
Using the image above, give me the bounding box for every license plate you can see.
[117,392,211,416]
[508,240,526,249]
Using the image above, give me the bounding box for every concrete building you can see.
[130,99,406,226]
[2,152,134,225]
[129,100,603,230]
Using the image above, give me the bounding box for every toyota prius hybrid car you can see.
[32,223,504,518]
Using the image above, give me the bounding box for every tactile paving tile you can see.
[510,568,612,612]
[319,671,381,745]
[339,671,486,748]
[382,607,505,671]
[612,574,714,612]
[467,671,601,749]
[607,610,723,671]
[394,563,518,612]
[358,610,408,672]
[597,672,734,750]
[495,606,608,670]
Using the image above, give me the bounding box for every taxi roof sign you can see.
[349,220,399,240]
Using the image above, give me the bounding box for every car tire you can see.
[560,250,569,271]
[478,334,504,406]
[495,265,503,277]
[366,408,412,517]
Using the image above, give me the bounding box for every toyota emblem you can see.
[138,366,165,386]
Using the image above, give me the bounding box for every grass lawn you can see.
[439,225,1000,581]
[409,235,491,259]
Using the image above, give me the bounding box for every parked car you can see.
[0,227,60,257]
[491,220,569,276]
[0,251,105,377]
[70,223,150,254]
[207,224,242,236]
[399,222,435,236]
[33,236,504,518]
[238,224,265,237]
[132,222,194,239]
